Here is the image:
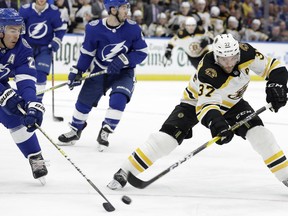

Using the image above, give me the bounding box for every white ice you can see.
[1,80,288,216]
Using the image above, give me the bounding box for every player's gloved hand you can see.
[209,117,234,145]
[266,82,287,112]
[107,53,129,74]
[48,37,61,52]
[68,66,83,90]
[0,88,25,116]
[21,102,45,132]
[200,37,209,48]
[164,48,172,60]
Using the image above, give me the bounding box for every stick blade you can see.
[102,202,115,212]
[53,116,64,122]
[127,172,150,189]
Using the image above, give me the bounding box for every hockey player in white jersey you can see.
[0,8,47,184]
[164,17,213,69]
[57,0,148,151]
[19,0,67,102]
[108,33,288,190]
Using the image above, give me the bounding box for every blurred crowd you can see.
[2,0,288,41]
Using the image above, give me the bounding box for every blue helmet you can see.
[104,0,129,12]
[0,8,25,33]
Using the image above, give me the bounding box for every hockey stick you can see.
[36,70,107,96]
[17,106,115,212]
[51,54,64,122]
[127,103,272,189]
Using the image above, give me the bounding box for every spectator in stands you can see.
[132,9,148,36]
[226,16,243,41]
[91,0,105,19]
[55,0,71,32]
[194,0,210,31]
[148,12,170,37]
[268,25,282,42]
[143,0,164,26]
[244,18,269,41]
[73,0,93,34]
[0,0,18,10]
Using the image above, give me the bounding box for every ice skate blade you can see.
[38,177,46,186]
[98,144,108,152]
[57,140,77,146]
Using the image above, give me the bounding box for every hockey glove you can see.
[265,82,287,112]
[164,48,172,60]
[48,37,61,52]
[21,102,45,132]
[107,53,129,74]
[68,66,83,90]
[0,88,25,116]
[209,117,234,145]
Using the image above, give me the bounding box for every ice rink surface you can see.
[1,80,288,216]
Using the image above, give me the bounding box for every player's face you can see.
[216,54,240,73]
[2,26,21,49]
[36,0,47,6]
[185,24,196,34]
[117,4,130,22]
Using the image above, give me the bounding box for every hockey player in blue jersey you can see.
[0,8,47,184]
[19,0,67,102]
[57,0,148,151]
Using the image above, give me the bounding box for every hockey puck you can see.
[121,195,132,205]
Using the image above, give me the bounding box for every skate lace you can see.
[30,159,49,171]
[100,130,109,141]
[64,129,77,138]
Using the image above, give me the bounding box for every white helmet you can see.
[185,17,197,26]
[213,33,239,58]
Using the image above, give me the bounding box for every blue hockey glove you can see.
[107,53,129,74]
[0,88,25,116]
[48,37,61,52]
[21,102,45,132]
[68,66,83,90]
[266,82,287,112]
[209,117,234,145]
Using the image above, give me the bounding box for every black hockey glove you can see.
[265,82,287,112]
[107,53,129,74]
[209,117,234,145]
[164,48,172,60]
[68,66,83,90]
[21,102,45,132]
[0,88,25,116]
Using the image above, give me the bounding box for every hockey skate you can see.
[28,152,48,185]
[97,125,113,152]
[107,169,127,190]
[58,123,86,146]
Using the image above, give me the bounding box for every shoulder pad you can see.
[239,43,256,63]
[22,3,30,9]
[22,38,31,49]
[50,4,58,10]
[89,20,100,26]
[127,19,136,25]
[198,53,229,89]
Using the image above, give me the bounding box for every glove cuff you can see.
[28,102,45,114]
[0,88,16,106]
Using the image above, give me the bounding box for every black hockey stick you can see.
[127,103,272,189]
[51,54,64,122]
[17,105,116,212]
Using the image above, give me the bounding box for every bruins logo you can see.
[205,68,217,78]
[239,43,249,51]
